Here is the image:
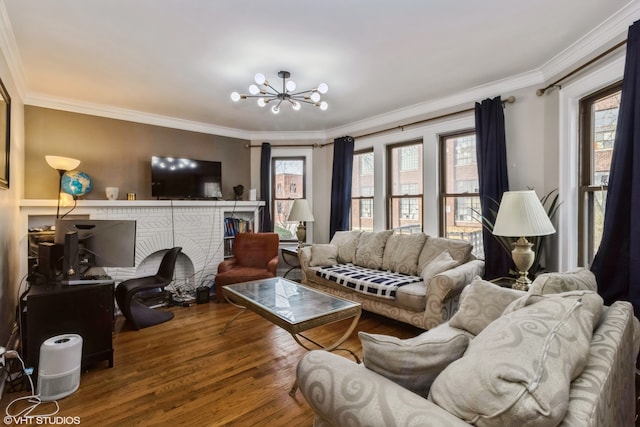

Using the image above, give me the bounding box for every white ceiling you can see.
[1,0,637,139]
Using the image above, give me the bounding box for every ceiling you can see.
[1,0,637,139]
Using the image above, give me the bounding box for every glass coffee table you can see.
[221,277,362,396]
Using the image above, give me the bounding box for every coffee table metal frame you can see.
[220,277,361,396]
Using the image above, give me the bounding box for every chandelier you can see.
[231,70,328,114]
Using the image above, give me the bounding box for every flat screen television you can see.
[54,219,137,269]
[151,155,222,199]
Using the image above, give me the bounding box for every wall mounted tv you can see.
[151,156,222,200]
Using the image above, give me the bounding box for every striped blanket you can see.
[315,263,423,299]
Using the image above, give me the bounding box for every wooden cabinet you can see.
[20,281,114,374]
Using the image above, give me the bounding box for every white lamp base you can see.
[296,221,306,248]
[511,236,535,291]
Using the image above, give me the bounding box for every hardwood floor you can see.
[1,301,421,426]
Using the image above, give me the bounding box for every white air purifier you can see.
[37,334,83,402]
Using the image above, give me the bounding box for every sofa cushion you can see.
[449,277,525,335]
[315,264,423,299]
[382,233,428,275]
[420,250,459,287]
[355,230,393,269]
[309,244,339,267]
[429,291,604,427]
[529,268,597,295]
[359,326,470,398]
[417,237,472,273]
[330,230,362,264]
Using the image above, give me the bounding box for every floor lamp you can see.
[45,155,81,219]
[492,190,556,291]
[287,199,314,248]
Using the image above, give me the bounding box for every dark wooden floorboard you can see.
[1,300,420,426]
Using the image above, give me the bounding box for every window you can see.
[388,141,423,233]
[440,131,483,258]
[272,157,306,240]
[579,82,621,265]
[351,150,374,231]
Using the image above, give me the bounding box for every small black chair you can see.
[115,247,182,330]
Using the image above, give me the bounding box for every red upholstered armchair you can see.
[215,232,280,302]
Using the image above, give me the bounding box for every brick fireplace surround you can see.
[19,200,263,289]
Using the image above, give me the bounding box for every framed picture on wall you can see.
[0,76,9,189]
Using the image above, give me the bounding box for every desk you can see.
[21,281,115,374]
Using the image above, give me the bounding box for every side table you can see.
[489,276,518,289]
[281,246,302,280]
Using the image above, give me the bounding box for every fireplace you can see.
[20,200,263,291]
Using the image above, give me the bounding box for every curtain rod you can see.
[354,95,515,140]
[245,95,516,147]
[536,39,627,96]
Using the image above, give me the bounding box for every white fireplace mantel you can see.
[19,199,264,287]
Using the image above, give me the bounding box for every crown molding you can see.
[326,68,544,140]
[0,2,26,100]
[25,93,251,140]
[539,0,640,81]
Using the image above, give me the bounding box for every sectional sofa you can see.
[298,230,484,330]
[297,270,640,426]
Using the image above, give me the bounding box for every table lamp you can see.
[45,155,81,218]
[287,199,314,247]
[491,190,556,291]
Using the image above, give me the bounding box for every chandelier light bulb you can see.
[254,73,266,85]
[231,71,328,113]
[320,101,328,110]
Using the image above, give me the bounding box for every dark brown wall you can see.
[25,106,250,200]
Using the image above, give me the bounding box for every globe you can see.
[61,170,93,197]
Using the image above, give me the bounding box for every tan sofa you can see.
[299,230,484,330]
[297,270,640,427]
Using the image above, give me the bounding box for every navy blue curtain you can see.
[259,142,273,232]
[329,136,355,239]
[591,21,640,318]
[475,96,512,279]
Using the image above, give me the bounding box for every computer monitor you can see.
[54,219,137,270]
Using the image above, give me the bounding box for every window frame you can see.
[271,156,307,241]
[351,149,375,231]
[386,140,424,233]
[439,129,484,258]
[578,81,622,266]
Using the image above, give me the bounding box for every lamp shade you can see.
[287,199,314,222]
[45,155,80,171]
[492,190,555,237]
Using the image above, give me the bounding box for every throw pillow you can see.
[382,233,427,275]
[429,291,604,427]
[529,268,597,295]
[359,327,470,398]
[449,277,525,336]
[417,237,473,273]
[419,250,459,287]
[309,244,339,267]
[329,230,362,264]
[355,230,393,270]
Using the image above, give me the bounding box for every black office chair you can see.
[115,247,182,330]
